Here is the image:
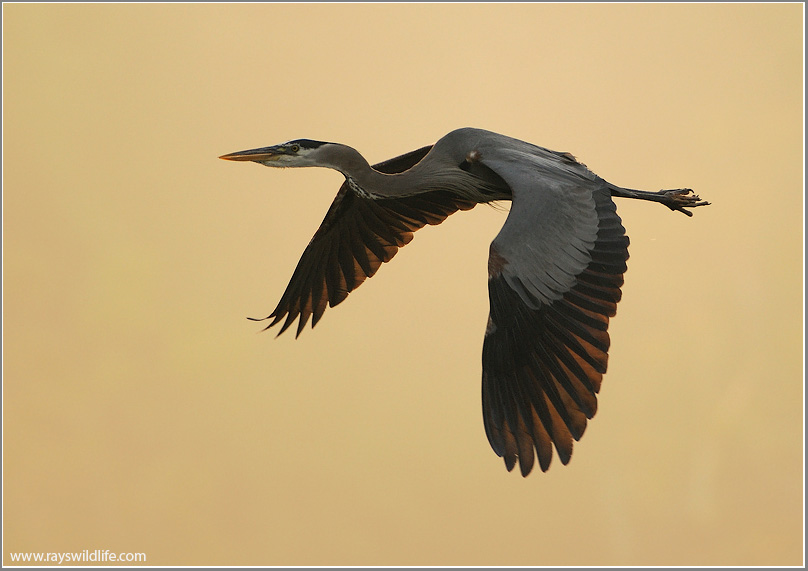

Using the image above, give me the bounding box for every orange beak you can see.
[219,145,284,162]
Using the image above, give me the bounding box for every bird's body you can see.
[221,128,708,476]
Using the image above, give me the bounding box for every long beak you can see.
[219,146,283,162]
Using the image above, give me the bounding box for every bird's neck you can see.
[320,142,507,202]
[316,145,398,196]
[324,144,466,199]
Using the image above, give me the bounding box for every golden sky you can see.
[3,3,803,566]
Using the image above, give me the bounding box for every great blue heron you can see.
[220,127,708,476]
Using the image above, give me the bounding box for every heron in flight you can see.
[220,128,708,476]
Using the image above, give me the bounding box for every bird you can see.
[220,127,709,476]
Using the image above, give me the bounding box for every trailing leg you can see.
[609,186,710,217]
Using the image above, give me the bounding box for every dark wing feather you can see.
[259,145,478,337]
[473,139,629,475]
[482,186,628,476]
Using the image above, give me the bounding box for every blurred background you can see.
[3,3,803,566]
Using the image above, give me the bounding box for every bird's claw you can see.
[660,188,710,217]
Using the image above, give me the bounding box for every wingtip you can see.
[247,314,292,339]
[504,455,517,472]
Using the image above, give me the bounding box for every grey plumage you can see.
[220,127,709,476]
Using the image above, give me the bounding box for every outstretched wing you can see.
[478,150,629,476]
[260,145,478,337]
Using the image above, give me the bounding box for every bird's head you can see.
[219,139,331,168]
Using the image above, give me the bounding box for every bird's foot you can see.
[658,188,710,217]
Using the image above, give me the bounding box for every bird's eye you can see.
[290,144,300,153]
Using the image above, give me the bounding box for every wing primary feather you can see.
[545,317,608,374]
[541,326,600,391]
[547,305,610,352]
[345,217,375,278]
[525,349,590,438]
[336,237,359,293]
[532,336,595,416]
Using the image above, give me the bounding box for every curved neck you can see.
[319,143,496,200]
